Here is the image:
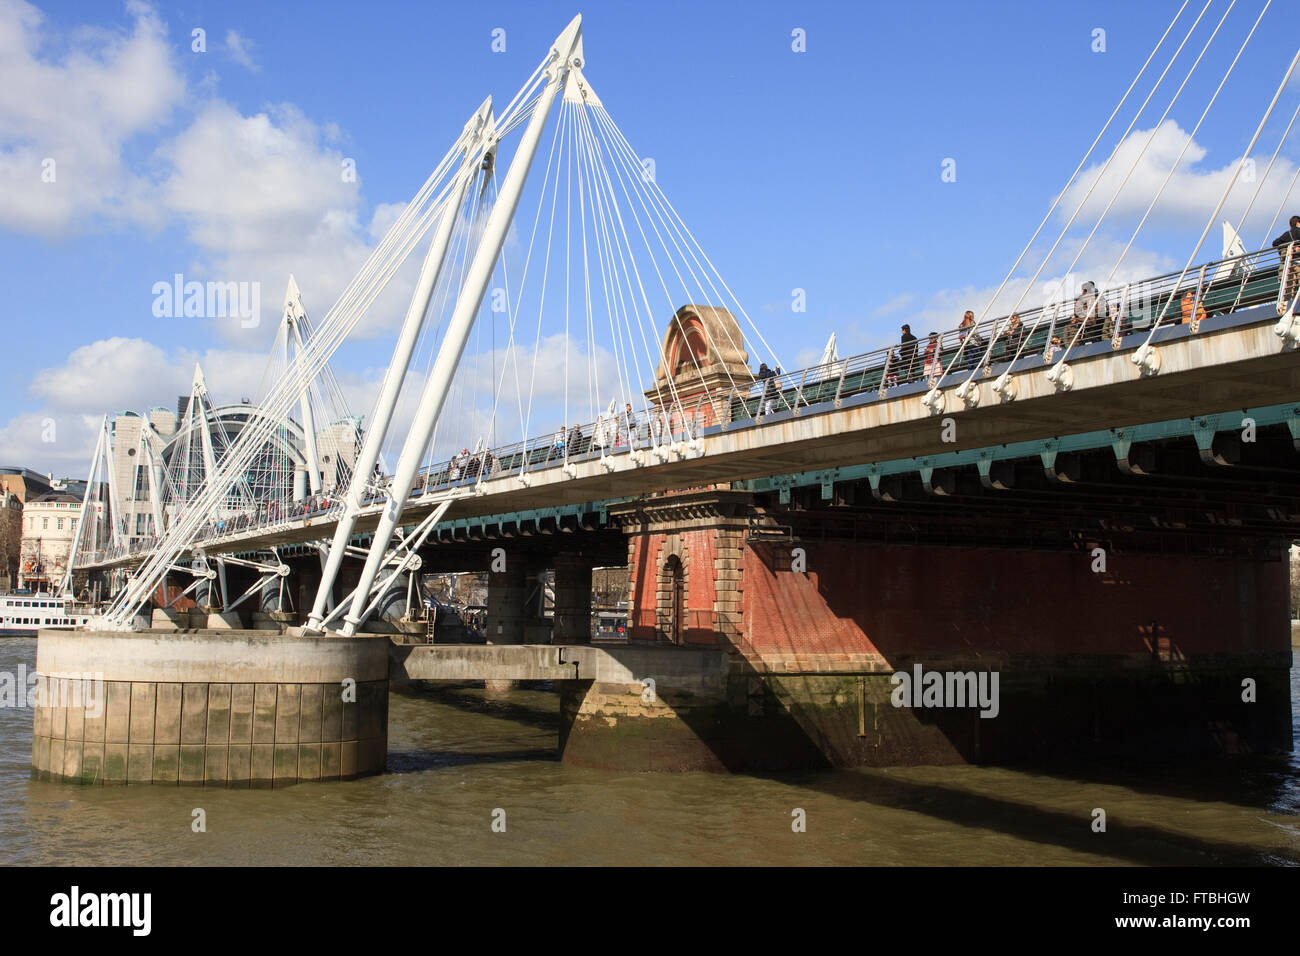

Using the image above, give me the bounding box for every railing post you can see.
[877,350,893,399]
[833,359,848,407]
[1112,283,1130,348]
[1229,249,1256,312]
[793,368,808,414]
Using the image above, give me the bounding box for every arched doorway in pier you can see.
[663,554,684,645]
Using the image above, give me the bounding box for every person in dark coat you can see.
[898,324,918,381]
[1271,215,1300,250]
[756,362,778,414]
[1275,215,1300,310]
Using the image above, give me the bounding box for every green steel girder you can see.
[734,402,1300,498]
[437,499,619,538]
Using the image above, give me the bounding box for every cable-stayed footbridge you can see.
[65,8,1300,646]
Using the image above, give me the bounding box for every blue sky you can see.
[2,0,1298,475]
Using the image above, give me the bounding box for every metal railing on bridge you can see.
[83,243,1298,566]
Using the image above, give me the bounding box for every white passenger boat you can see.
[0,592,91,636]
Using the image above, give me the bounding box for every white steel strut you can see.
[334,16,584,637]
[305,97,496,633]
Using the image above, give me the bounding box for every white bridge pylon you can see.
[304,96,498,633]
[88,8,933,631]
[313,18,585,636]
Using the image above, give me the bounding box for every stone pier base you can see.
[32,630,389,787]
[556,651,1294,771]
[150,608,189,631]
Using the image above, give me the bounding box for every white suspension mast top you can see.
[60,414,109,595]
[282,276,322,497]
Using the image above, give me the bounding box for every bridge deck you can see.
[85,296,1299,570]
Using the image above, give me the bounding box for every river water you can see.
[2,637,1297,866]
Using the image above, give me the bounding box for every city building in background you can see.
[0,491,21,590]
[18,491,88,592]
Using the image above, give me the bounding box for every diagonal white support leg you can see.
[337,17,583,637]
[306,99,496,634]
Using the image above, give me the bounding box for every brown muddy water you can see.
[2,637,1297,865]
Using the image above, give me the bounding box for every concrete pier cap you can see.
[32,629,389,787]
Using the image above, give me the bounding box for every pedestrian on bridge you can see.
[757,362,777,414]
[621,403,638,446]
[922,332,940,379]
[899,325,918,382]
[1274,215,1300,310]
[957,311,986,369]
[1179,290,1206,326]
[995,313,1026,361]
[1072,281,1111,345]
[1270,215,1300,251]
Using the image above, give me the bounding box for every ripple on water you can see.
[1,637,1296,865]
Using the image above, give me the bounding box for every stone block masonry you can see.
[31,630,389,787]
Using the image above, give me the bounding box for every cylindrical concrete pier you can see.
[32,630,389,787]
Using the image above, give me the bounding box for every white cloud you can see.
[0,0,184,235]
[6,323,627,478]
[1056,120,1300,244]
[0,410,103,478]
[224,29,257,72]
[12,336,283,473]
[154,100,421,348]
[873,292,913,316]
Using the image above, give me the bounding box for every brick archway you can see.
[655,533,689,643]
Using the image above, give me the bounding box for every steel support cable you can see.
[477,169,511,472]
[589,102,782,411]
[951,0,1222,386]
[572,103,602,428]
[1231,97,1300,253]
[574,101,638,420]
[410,186,469,479]
[477,88,569,473]
[1257,118,1300,249]
[584,105,746,412]
[596,102,793,391]
[581,105,724,429]
[428,167,486,470]
[563,102,574,455]
[575,97,641,429]
[579,98,707,426]
[579,98,691,430]
[521,92,573,449]
[1136,7,1296,358]
[498,89,570,455]
[1196,84,1300,311]
[573,102,670,430]
[1051,0,1269,368]
[577,105,697,433]
[104,135,479,623]
[938,0,1199,388]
